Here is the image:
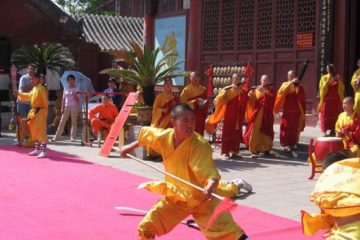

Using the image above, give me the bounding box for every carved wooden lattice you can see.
[221,0,236,51]
[257,0,273,49]
[238,0,254,50]
[203,0,220,52]
[297,0,316,33]
[135,0,144,17]
[158,0,177,13]
[275,0,294,48]
[120,0,131,16]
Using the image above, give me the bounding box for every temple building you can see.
[109,0,360,112]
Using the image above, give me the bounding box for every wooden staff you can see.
[125,153,226,201]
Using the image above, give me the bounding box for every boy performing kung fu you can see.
[120,104,249,240]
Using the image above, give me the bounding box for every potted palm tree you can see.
[100,42,186,125]
[11,42,75,82]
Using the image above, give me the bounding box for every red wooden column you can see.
[186,0,202,73]
[144,14,154,48]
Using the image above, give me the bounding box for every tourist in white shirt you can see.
[52,74,80,142]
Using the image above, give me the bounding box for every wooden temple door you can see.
[201,0,319,112]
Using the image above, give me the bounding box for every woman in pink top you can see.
[52,74,80,142]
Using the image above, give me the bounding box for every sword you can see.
[114,206,200,230]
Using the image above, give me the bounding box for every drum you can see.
[314,137,345,162]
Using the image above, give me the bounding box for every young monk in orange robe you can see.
[180,71,208,135]
[274,70,306,151]
[89,95,118,138]
[206,73,247,158]
[318,64,345,136]
[243,75,276,158]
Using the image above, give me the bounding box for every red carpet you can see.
[0,146,322,240]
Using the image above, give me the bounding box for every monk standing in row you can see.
[318,64,345,136]
[147,78,177,157]
[274,70,306,151]
[206,73,248,159]
[351,59,360,114]
[243,75,276,158]
[180,72,208,135]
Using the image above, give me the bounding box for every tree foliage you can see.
[100,42,186,88]
[11,42,75,76]
[53,0,115,15]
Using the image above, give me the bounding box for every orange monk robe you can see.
[89,103,118,134]
[335,112,357,150]
[274,81,306,147]
[318,74,345,133]
[243,87,276,153]
[207,86,248,155]
[147,91,177,157]
[336,112,360,158]
[180,83,208,135]
[351,68,360,113]
[302,158,360,239]
[17,84,48,143]
[137,127,243,239]
[151,92,177,129]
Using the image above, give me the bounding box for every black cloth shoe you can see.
[239,233,249,240]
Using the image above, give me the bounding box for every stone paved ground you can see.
[0,124,323,222]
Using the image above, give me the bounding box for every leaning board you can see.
[99,92,139,157]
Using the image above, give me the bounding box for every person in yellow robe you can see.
[351,59,360,113]
[273,70,306,151]
[147,78,177,157]
[206,74,247,159]
[243,75,276,158]
[120,104,247,240]
[180,72,208,135]
[15,72,48,158]
[335,97,360,157]
[302,152,360,239]
[318,64,345,136]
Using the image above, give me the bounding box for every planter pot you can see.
[136,106,152,126]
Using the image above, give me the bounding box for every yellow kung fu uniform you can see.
[147,92,176,157]
[17,84,48,143]
[137,127,244,240]
[141,180,239,200]
[335,112,360,157]
[351,68,360,113]
[302,158,360,239]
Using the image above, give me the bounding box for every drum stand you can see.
[308,138,323,179]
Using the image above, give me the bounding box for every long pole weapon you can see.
[296,56,310,82]
[10,64,21,148]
